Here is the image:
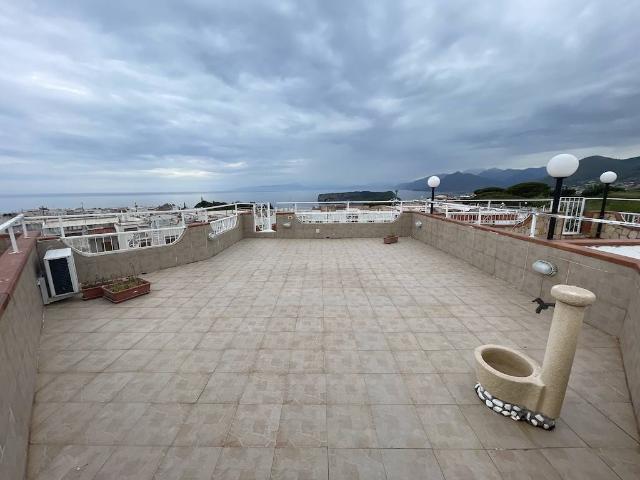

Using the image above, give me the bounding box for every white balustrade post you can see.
[477,208,482,225]
[22,218,28,238]
[530,213,538,237]
[267,204,272,230]
[346,201,350,212]
[181,212,185,227]
[58,216,65,237]
[294,203,297,213]
[445,204,449,218]
[8,225,19,253]
[235,204,238,216]
[487,201,491,209]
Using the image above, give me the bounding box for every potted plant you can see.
[81,277,112,300]
[102,276,151,303]
[384,233,399,244]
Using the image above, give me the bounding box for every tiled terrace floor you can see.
[29,238,639,479]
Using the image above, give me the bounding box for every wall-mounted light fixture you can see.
[282,222,292,229]
[532,260,557,276]
[415,221,423,228]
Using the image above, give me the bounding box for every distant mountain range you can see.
[397,155,640,193]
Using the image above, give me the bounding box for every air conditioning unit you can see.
[43,248,79,300]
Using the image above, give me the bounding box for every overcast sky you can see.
[2,0,640,193]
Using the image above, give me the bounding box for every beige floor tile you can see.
[289,350,324,372]
[277,405,327,447]
[123,403,191,446]
[31,402,102,444]
[271,447,328,480]
[156,373,208,403]
[240,373,286,404]
[173,404,236,446]
[541,448,619,480]
[561,402,638,448]
[94,445,165,480]
[199,372,249,403]
[212,447,274,480]
[226,404,282,447]
[327,405,378,448]
[286,373,326,404]
[460,404,536,449]
[405,374,455,404]
[417,405,482,448]
[489,449,561,479]
[381,449,444,480]
[154,446,221,479]
[364,374,411,404]
[178,350,222,373]
[435,449,502,480]
[597,447,640,480]
[32,445,114,480]
[328,448,386,480]
[326,374,369,404]
[371,404,430,448]
[81,402,148,445]
[358,351,399,373]
[115,372,173,402]
[74,372,133,402]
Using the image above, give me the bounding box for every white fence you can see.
[209,215,238,239]
[0,214,28,254]
[296,210,400,224]
[620,212,640,225]
[62,226,186,256]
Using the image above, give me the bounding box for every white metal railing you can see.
[209,215,238,239]
[620,212,640,225]
[296,210,400,224]
[0,214,28,254]
[61,225,186,256]
[23,202,254,237]
[253,203,274,232]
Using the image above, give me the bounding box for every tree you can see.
[473,187,505,195]
[505,182,551,198]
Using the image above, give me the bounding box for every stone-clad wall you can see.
[410,212,640,423]
[37,217,245,285]
[0,238,44,480]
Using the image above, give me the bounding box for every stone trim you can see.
[474,383,555,430]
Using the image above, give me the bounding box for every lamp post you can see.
[595,171,617,239]
[427,176,440,214]
[546,154,579,240]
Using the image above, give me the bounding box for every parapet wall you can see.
[37,217,246,285]
[0,236,44,480]
[410,211,640,424]
[265,211,411,239]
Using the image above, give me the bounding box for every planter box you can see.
[81,281,112,300]
[384,235,399,244]
[102,278,151,303]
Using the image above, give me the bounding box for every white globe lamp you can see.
[600,171,617,184]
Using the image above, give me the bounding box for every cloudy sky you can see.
[1,0,640,193]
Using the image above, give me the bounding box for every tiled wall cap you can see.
[550,284,596,307]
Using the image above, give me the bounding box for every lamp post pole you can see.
[430,187,435,214]
[596,171,617,239]
[547,177,564,240]
[545,154,579,241]
[427,176,440,215]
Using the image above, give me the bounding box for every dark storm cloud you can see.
[1,0,640,193]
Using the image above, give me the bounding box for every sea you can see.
[0,189,427,214]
